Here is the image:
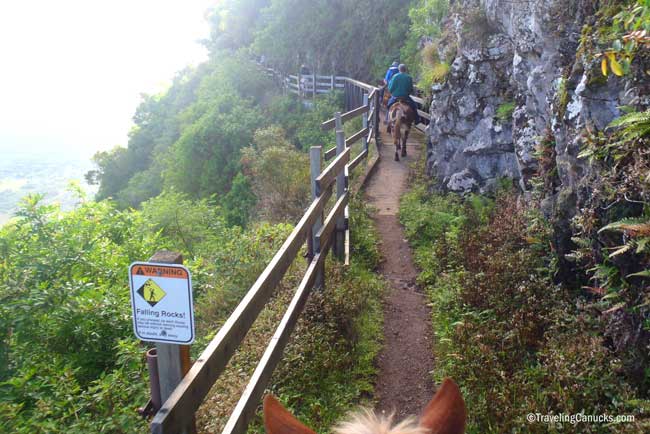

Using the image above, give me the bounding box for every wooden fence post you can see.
[362,93,369,153]
[374,90,381,154]
[330,75,334,91]
[309,146,325,288]
[298,70,303,98]
[149,250,196,434]
[334,113,346,261]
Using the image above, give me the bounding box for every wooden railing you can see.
[258,61,431,133]
[150,78,382,434]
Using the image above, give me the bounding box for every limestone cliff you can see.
[426,0,649,199]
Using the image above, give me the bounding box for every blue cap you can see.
[392,61,399,67]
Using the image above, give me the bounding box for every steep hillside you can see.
[405,0,650,430]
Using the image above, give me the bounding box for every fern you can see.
[599,216,650,262]
[599,217,650,237]
[608,109,650,143]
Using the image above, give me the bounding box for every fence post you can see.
[334,113,346,261]
[362,93,369,153]
[309,146,325,288]
[312,73,316,98]
[298,70,303,98]
[374,90,381,155]
[330,75,334,92]
[149,250,196,434]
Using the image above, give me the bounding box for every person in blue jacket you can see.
[382,61,400,123]
[387,64,419,123]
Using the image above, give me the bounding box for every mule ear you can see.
[263,394,316,434]
[419,378,467,434]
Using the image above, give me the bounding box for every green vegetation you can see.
[601,0,650,76]
[401,0,451,91]
[577,0,650,79]
[556,76,569,119]
[0,190,293,432]
[88,57,341,216]
[400,167,650,431]
[211,0,413,79]
[495,101,515,122]
[3,1,413,430]
[1,182,385,433]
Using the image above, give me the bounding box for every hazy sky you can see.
[0,0,217,157]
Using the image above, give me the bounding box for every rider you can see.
[382,61,400,123]
[387,64,419,124]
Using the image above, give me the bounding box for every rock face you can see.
[425,0,646,197]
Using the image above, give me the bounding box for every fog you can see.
[0,0,216,156]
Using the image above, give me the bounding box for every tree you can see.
[241,126,310,222]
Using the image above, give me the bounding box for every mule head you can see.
[263,378,466,434]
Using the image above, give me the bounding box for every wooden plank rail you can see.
[348,148,368,171]
[411,95,425,105]
[345,127,369,147]
[315,192,349,253]
[150,72,382,434]
[324,146,337,161]
[321,104,369,131]
[325,126,369,161]
[315,147,350,194]
[344,77,374,92]
[150,186,332,434]
[221,246,330,434]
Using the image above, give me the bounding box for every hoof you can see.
[394,153,399,161]
[387,126,392,134]
[401,149,407,157]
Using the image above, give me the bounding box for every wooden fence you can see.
[149,78,383,434]
[259,62,431,133]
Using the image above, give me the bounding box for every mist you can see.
[0,0,216,156]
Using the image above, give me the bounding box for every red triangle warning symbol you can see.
[136,267,145,275]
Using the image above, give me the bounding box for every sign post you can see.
[129,250,196,433]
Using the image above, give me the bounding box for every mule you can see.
[387,100,415,161]
[263,378,466,434]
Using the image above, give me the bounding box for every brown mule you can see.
[263,378,466,434]
[387,100,415,161]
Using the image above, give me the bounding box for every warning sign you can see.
[128,262,195,344]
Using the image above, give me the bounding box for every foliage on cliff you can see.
[400,166,650,432]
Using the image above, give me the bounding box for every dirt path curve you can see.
[364,128,434,420]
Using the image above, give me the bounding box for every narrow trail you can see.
[364,127,434,420]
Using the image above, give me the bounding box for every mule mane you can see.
[333,409,427,434]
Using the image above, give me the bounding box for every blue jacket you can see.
[384,66,399,85]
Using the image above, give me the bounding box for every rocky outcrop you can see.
[425,0,646,197]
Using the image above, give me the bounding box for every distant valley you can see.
[0,148,97,225]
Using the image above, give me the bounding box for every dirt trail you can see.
[364,128,434,420]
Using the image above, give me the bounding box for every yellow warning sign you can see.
[137,279,167,307]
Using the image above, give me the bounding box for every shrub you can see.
[400,172,650,432]
[241,127,311,222]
